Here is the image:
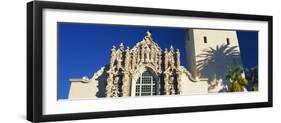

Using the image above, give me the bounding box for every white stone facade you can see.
[185,29,243,92]
[68,29,243,99]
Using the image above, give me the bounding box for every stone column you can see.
[111,76,120,97]
[164,72,170,95]
[122,47,131,97]
[151,48,155,63]
[176,71,183,95]
[124,47,130,70]
[169,76,176,95]
[132,51,137,70]
[176,49,180,68]
[164,48,169,69]
[116,51,122,69]
[141,45,145,62]
[122,73,130,96]
[110,45,116,68]
[158,53,162,71]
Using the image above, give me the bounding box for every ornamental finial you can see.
[146,30,151,37]
[119,42,124,51]
[170,45,174,50]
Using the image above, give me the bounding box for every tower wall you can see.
[185,29,244,92]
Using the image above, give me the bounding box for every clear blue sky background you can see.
[58,23,258,99]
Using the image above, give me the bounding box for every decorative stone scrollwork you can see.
[105,31,185,97]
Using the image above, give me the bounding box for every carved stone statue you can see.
[119,42,124,51]
[176,49,180,68]
[151,47,156,63]
[169,76,176,95]
[144,47,150,62]
[124,47,131,70]
[144,30,152,42]
[164,48,169,69]
[116,51,123,69]
[157,53,162,71]
[111,76,120,97]
[141,45,145,62]
[132,51,137,70]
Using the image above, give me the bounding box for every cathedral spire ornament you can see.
[119,42,124,51]
[146,30,151,37]
[170,45,174,51]
[144,30,152,42]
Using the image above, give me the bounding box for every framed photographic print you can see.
[27,1,273,122]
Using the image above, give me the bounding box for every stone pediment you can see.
[131,31,162,53]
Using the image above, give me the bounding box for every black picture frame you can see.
[27,1,273,122]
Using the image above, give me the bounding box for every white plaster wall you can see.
[188,29,244,92]
[68,81,97,99]
[181,73,209,95]
[193,29,240,51]
[68,66,109,99]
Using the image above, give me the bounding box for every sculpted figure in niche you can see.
[141,45,145,62]
[124,47,130,70]
[122,74,130,96]
[151,47,156,63]
[144,30,151,42]
[176,49,180,68]
[144,47,150,62]
[132,51,137,70]
[164,48,169,69]
[116,51,123,69]
[164,74,170,95]
[169,76,176,95]
[119,43,124,51]
[112,76,120,97]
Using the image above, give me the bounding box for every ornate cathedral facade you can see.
[68,29,243,99]
[105,31,184,97]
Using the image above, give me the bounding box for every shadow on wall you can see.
[196,44,240,91]
[95,65,110,97]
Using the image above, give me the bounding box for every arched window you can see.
[135,71,157,96]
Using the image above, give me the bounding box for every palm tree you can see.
[246,66,258,91]
[226,66,248,92]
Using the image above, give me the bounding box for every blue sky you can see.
[58,23,258,99]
